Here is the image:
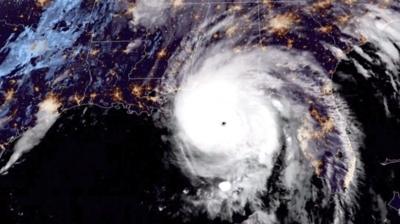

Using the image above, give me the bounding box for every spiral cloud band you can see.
[1,0,399,223]
[146,1,400,222]
[158,44,363,223]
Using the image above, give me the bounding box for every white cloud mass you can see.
[0,98,60,174]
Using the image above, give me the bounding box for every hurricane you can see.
[0,0,400,223]
[155,8,364,224]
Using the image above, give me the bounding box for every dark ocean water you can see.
[333,43,400,224]
[0,106,183,224]
[0,105,254,224]
[0,72,399,223]
[0,41,400,222]
[0,1,399,223]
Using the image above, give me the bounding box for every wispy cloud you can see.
[0,97,60,174]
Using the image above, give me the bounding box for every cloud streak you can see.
[0,97,60,174]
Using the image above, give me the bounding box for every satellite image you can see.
[0,0,399,223]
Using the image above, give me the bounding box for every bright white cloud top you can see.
[157,42,363,222]
[171,49,282,219]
